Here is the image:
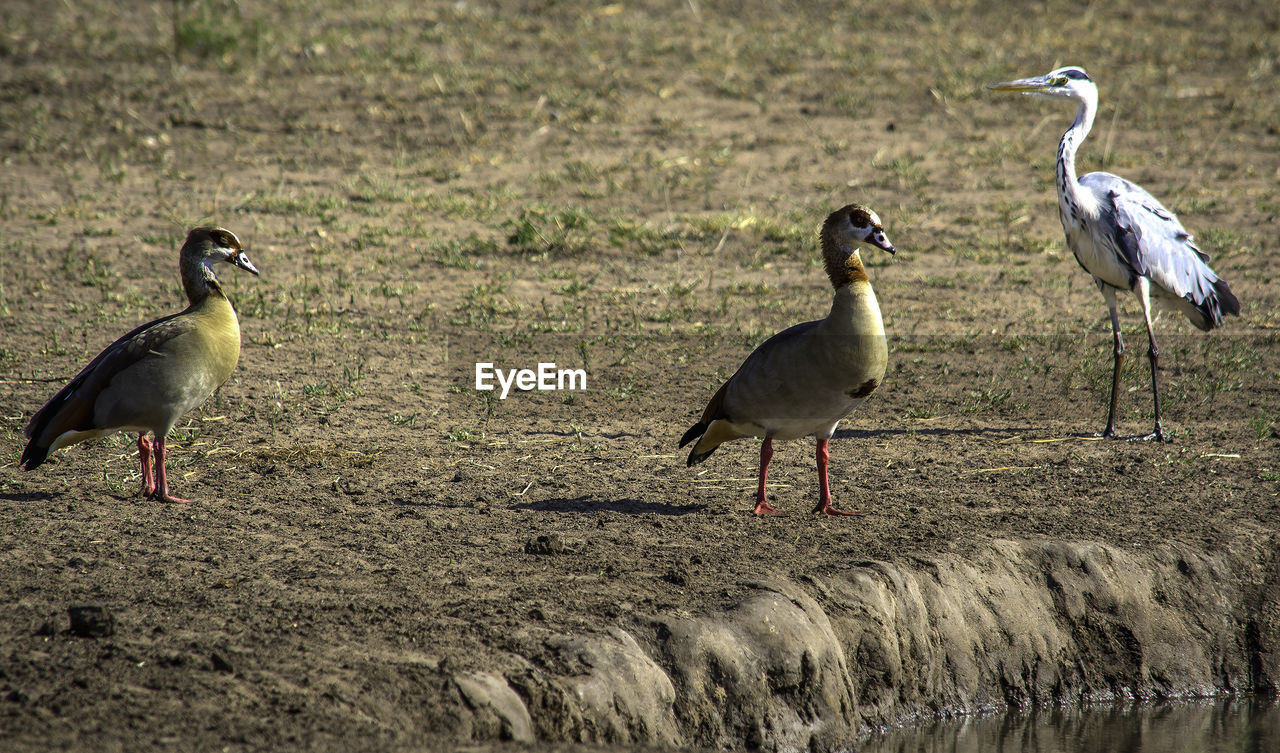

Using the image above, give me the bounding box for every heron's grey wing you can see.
[1082,172,1238,328]
[1082,173,1216,299]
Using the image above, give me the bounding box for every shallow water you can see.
[859,697,1279,753]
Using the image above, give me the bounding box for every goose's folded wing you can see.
[25,312,198,443]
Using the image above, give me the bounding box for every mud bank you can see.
[452,535,1279,751]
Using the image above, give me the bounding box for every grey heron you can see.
[987,66,1240,441]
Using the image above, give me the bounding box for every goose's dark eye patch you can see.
[212,230,239,249]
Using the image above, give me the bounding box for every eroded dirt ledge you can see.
[2,3,1278,751]
[448,534,1279,751]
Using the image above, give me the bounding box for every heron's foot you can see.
[1137,429,1168,443]
[814,502,861,516]
[753,499,785,516]
[1095,426,1120,439]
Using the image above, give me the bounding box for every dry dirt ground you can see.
[1,0,1278,750]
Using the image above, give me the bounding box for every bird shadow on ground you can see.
[521,430,645,442]
[834,426,1090,440]
[0,492,55,503]
[512,497,707,515]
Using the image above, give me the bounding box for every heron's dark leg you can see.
[753,436,783,515]
[1100,288,1125,438]
[1136,280,1166,441]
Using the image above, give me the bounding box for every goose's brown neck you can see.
[181,258,224,305]
[821,231,868,289]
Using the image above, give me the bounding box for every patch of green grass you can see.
[246,191,346,222]
[557,278,591,297]
[1250,409,1277,441]
[870,152,930,198]
[1201,338,1262,398]
[607,220,684,256]
[429,236,497,269]
[1001,334,1028,352]
[961,388,1015,414]
[346,175,413,206]
[420,185,519,222]
[173,0,266,67]
[904,405,939,420]
[452,276,518,328]
[1197,227,1253,260]
[506,206,594,258]
[604,380,643,400]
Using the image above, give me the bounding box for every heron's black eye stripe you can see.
[1062,69,1088,80]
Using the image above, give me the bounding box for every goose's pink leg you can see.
[137,434,156,497]
[814,439,858,516]
[149,436,190,505]
[753,437,784,515]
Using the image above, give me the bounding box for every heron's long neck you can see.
[1056,97,1097,221]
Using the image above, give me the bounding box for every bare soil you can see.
[1,1,1278,750]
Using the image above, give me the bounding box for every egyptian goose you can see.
[22,227,259,504]
[679,204,894,515]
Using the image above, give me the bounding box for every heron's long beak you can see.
[986,75,1052,93]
